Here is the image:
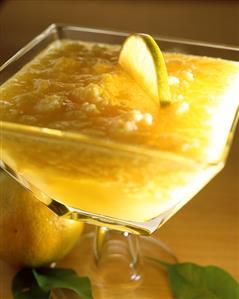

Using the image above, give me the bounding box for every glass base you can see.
[58,227,177,299]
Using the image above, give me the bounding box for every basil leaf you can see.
[12,268,50,299]
[33,268,93,299]
[165,262,239,299]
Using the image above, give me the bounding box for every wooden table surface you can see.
[0,1,238,298]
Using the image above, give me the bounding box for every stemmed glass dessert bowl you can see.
[1,24,238,298]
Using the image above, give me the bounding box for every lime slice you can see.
[119,33,171,104]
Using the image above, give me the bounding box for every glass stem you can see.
[92,227,142,285]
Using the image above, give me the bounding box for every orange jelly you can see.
[1,40,238,223]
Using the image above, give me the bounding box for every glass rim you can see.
[1,23,238,167]
[1,23,239,71]
[57,23,239,50]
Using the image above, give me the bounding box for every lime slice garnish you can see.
[119,33,171,104]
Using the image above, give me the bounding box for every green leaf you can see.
[52,288,85,299]
[33,268,93,299]
[164,261,239,299]
[12,268,50,299]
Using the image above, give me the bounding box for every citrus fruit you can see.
[119,33,171,104]
[0,170,84,267]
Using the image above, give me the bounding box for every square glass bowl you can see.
[1,24,238,235]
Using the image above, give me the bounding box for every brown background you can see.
[0,0,239,64]
[0,1,238,298]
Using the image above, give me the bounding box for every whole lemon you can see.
[0,170,84,267]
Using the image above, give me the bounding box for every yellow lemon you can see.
[0,170,84,267]
[119,33,171,104]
